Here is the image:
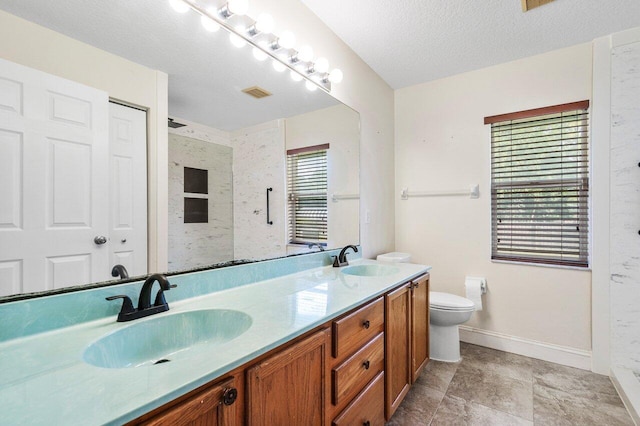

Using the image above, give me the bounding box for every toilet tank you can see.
[376,252,411,263]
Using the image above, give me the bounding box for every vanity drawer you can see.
[332,297,384,359]
[332,332,384,406]
[332,372,385,426]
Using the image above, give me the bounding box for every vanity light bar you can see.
[174,0,342,93]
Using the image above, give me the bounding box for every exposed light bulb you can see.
[272,61,286,72]
[297,45,314,62]
[227,0,249,16]
[278,31,296,49]
[201,15,220,32]
[328,68,343,84]
[314,57,329,73]
[169,0,190,13]
[230,29,246,48]
[305,81,318,92]
[255,13,274,34]
[252,47,268,61]
[290,70,303,82]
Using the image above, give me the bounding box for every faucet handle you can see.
[153,284,177,307]
[106,295,135,318]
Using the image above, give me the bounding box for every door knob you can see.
[94,236,107,245]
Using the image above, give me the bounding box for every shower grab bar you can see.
[266,187,273,225]
[401,185,479,200]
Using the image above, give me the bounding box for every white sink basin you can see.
[83,309,252,368]
[341,264,399,277]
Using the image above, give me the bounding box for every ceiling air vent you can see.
[242,86,272,99]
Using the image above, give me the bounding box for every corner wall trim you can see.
[611,366,640,425]
[459,325,592,371]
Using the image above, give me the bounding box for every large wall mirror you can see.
[0,0,359,300]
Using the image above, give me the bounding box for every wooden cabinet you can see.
[411,274,430,382]
[132,375,242,426]
[246,329,330,426]
[332,297,384,359]
[384,283,412,419]
[385,273,430,420]
[131,272,429,426]
[332,332,384,406]
[332,372,385,426]
[330,297,385,426]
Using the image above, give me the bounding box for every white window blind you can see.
[287,144,328,244]
[486,101,589,267]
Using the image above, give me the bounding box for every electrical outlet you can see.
[365,209,371,224]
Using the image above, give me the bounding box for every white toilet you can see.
[429,292,475,362]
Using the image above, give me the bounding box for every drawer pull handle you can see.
[362,320,370,329]
[222,387,238,406]
[363,421,370,426]
[363,360,370,370]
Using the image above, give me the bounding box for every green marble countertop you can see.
[0,259,430,425]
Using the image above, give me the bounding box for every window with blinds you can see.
[286,144,328,244]
[485,101,589,267]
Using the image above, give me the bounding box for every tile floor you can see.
[387,343,635,425]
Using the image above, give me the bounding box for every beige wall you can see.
[0,10,169,272]
[286,104,360,249]
[395,44,593,351]
[252,0,396,259]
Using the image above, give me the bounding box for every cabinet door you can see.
[246,329,330,426]
[411,274,430,383]
[140,376,241,426]
[384,284,412,420]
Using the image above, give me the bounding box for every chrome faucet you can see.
[308,243,325,252]
[111,264,129,279]
[333,245,358,267]
[106,273,176,322]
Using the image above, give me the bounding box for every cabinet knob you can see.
[362,320,370,329]
[362,360,370,370]
[222,387,238,406]
[414,281,419,288]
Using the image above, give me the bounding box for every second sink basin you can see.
[341,264,399,277]
[83,309,252,369]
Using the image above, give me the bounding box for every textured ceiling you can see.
[301,0,640,89]
[0,0,338,131]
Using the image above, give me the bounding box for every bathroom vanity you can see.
[130,272,430,425]
[0,253,431,425]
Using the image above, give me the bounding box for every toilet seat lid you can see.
[430,292,475,310]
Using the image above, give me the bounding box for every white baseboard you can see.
[611,366,640,426]
[459,325,592,371]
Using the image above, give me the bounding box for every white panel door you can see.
[0,58,109,295]
[108,102,147,277]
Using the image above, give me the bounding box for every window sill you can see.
[491,259,591,272]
